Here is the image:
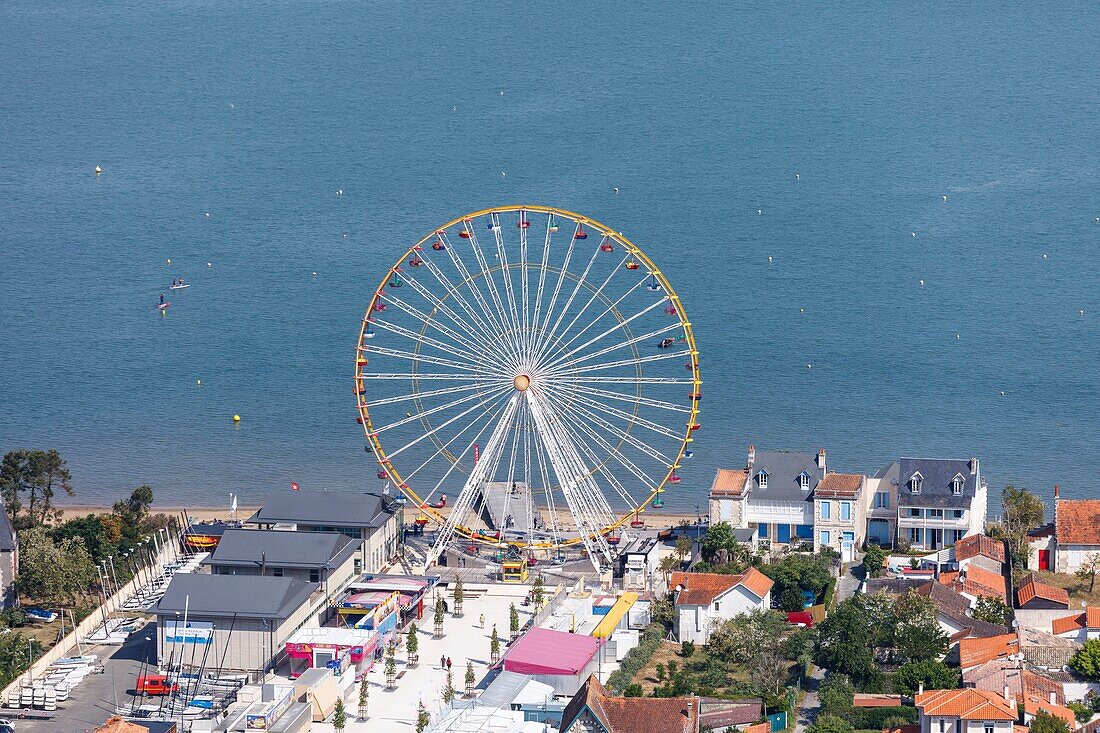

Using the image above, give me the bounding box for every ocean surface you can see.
[1,1,1098,513]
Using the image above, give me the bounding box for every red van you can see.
[136,675,178,696]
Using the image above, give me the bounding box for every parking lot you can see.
[6,622,157,733]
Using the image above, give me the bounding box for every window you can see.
[354,559,362,574]
[908,507,922,517]
[758,523,769,538]
[840,502,851,521]
[875,492,890,509]
[820,530,831,546]
[984,725,994,733]
[272,567,283,577]
[909,471,923,494]
[757,470,769,489]
[714,603,720,611]
[842,531,855,542]
[820,501,831,520]
[952,474,965,495]
[928,509,944,519]
[939,719,946,733]
[309,569,320,583]
[799,471,810,491]
[952,509,964,519]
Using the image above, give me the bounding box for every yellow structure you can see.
[501,561,529,584]
[592,592,639,639]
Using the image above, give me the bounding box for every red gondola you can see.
[625,261,640,270]
[606,534,621,546]
[409,255,423,267]
[690,423,701,431]
[599,242,614,253]
[664,304,678,315]
[356,415,364,424]
[668,474,682,484]
[357,357,368,367]
[355,386,366,395]
[630,519,645,528]
[575,225,588,240]
[517,213,530,229]
[373,302,386,312]
[432,239,446,251]
[689,392,702,401]
[377,470,389,480]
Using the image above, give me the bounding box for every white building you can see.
[670,569,774,645]
[894,457,988,550]
[1053,496,1100,574]
[1051,607,1100,642]
[914,688,1016,733]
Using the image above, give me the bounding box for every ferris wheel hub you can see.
[513,373,532,392]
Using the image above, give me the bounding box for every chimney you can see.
[969,457,978,474]
[747,444,756,469]
[1004,685,1011,702]
[918,682,924,695]
[817,449,827,472]
[1054,484,1060,500]
[1050,691,1057,705]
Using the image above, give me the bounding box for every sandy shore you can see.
[56,504,703,530]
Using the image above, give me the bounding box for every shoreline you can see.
[55,504,705,529]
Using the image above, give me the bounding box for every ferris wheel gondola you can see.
[354,206,701,570]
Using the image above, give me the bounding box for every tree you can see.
[357,679,369,720]
[814,596,882,685]
[890,591,948,663]
[649,594,675,627]
[490,625,501,663]
[1075,553,1100,593]
[1071,639,1100,680]
[0,449,74,528]
[112,485,155,545]
[1030,710,1070,733]
[659,554,679,587]
[893,660,960,695]
[862,544,887,578]
[51,512,122,562]
[973,595,1012,625]
[532,573,545,610]
[441,668,455,704]
[1002,486,1045,570]
[464,660,476,697]
[818,674,855,712]
[780,585,806,612]
[416,701,430,733]
[16,527,97,604]
[452,577,464,616]
[681,640,695,657]
[707,610,791,695]
[509,602,519,640]
[332,698,346,732]
[434,595,445,637]
[808,714,854,733]
[406,622,419,665]
[675,534,692,563]
[384,643,397,689]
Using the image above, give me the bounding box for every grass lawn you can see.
[1031,570,1100,605]
[630,640,790,699]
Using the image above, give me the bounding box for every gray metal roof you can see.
[154,573,315,620]
[476,670,533,708]
[246,490,398,529]
[732,528,758,542]
[747,449,824,503]
[897,457,979,508]
[203,529,361,570]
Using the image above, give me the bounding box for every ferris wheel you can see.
[354,206,701,570]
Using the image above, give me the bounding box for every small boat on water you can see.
[169,284,190,290]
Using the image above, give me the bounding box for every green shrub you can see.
[681,640,695,657]
[844,707,918,730]
[606,622,665,694]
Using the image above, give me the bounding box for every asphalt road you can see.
[6,622,158,733]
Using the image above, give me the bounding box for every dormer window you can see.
[909,472,923,494]
[756,470,769,489]
[799,471,811,491]
[951,473,965,495]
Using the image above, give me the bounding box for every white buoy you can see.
[229,103,235,109]
[999,391,1005,397]
[800,308,805,313]
[806,363,813,369]
[337,189,343,196]
[197,379,202,385]
[95,165,102,175]
[500,90,504,95]
[768,256,773,262]
[312,272,317,277]
[613,187,619,193]
[501,171,506,177]
[204,212,210,218]
[795,173,800,180]
[207,262,212,267]
[955,334,960,340]
[1043,254,1048,259]
[167,258,171,265]
[757,209,762,215]
[452,106,457,111]
[919,279,925,286]
[911,232,917,237]
[343,233,348,239]
[1080,309,1086,315]
[942,195,948,202]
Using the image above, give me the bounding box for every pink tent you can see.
[503,627,603,676]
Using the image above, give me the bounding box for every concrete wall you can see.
[1056,543,1100,574]
[0,548,16,610]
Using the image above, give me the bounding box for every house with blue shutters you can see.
[708,445,828,549]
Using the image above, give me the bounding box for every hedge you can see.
[843,706,918,729]
[606,622,666,695]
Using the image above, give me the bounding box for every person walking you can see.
[478,613,485,629]
[440,654,446,669]
[446,657,452,671]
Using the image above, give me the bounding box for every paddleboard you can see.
[157,302,170,311]
[169,284,190,290]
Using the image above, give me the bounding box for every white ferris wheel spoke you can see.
[407,254,521,372]
[364,382,494,409]
[534,223,579,348]
[539,293,671,374]
[547,389,674,466]
[368,385,509,436]
[482,215,524,356]
[368,314,494,371]
[518,213,532,361]
[376,290,506,367]
[427,392,522,566]
[543,322,683,376]
[399,400,503,490]
[535,250,637,366]
[553,349,693,379]
[529,215,556,363]
[547,385,684,441]
[364,344,494,375]
[357,373,488,382]
[382,383,512,460]
[544,380,692,413]
[464,223,522,348]
[543,403,642,511]
[534,238,606,365]
[531,425,563,545]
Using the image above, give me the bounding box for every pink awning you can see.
[503,627,602,676]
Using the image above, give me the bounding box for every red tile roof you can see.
[853,694,903,707]
[1024,696,1076,729]
[562,674,700,733]
[670,569,773,606]
[915,689,1016,721]
[954,534,1007,564]
[1056,499,1100,545]
[961,564,1007,601]
[959,633,1019,669]
[963,659,1064,705]
[815,473,865,497]
[1017,573,1070,608]
[710,469,749,498]
[744,723,770,733]
[1051,606,1100,635]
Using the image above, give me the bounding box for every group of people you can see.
[171,277,186,287]
[440,654,453,671]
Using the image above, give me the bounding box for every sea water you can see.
[1,0,1098,510]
